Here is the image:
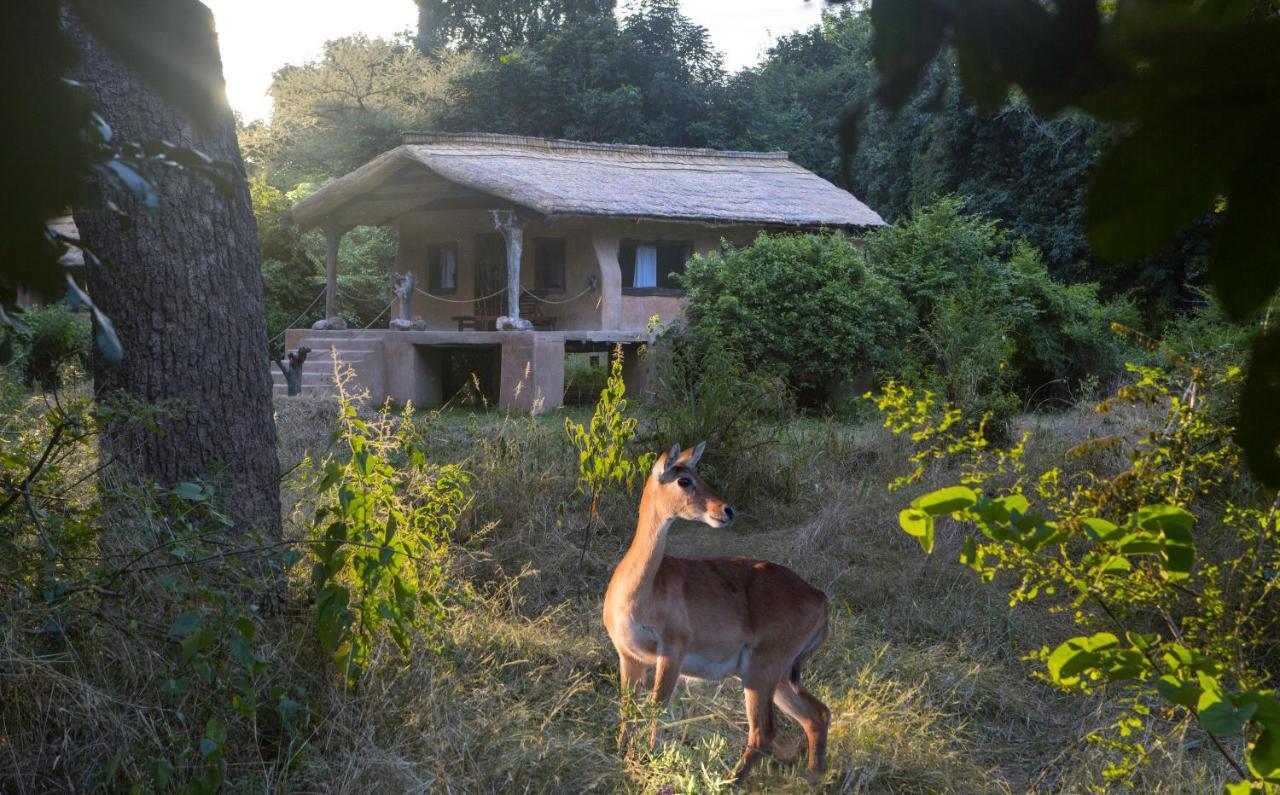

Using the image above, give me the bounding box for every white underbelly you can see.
[680,647,748,681]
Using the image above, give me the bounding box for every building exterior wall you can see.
[394,212,774,335]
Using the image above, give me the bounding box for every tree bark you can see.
[68,3,281,537]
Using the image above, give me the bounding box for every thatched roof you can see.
[287,132,885,231]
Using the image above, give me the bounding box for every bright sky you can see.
[204,0,827,121]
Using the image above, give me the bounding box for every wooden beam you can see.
[322,224,346,321]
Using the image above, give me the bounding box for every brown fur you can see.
[602,444,831,784]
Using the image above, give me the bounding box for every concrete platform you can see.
[277,328,649,412]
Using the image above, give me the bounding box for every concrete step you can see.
[273,383,337,395]
[289,346,379,356]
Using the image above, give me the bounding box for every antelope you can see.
[602,443,831,784]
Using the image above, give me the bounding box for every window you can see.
[534,238,566,292]
[618,240,693,295]
[428,243,457,294]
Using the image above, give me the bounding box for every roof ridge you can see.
[399,131,789,161]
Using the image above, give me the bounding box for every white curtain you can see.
[634,245,658,288]
[441,246,457,290]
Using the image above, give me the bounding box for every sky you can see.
[203,0,827,121]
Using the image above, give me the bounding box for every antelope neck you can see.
[615,486,676,601]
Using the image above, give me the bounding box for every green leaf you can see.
[1157,675,1202,709]
[899,507,935,553]
[1212,148,1280,321]
[1250,727,1280,781]
[1086,114,1240,261]
[1047,633,1118,686]
[180,628,213,663]
[913,485,977,516]
[167,611,202,638]
[1082,517,1119,542]
[960,535,983,571]
[1198,673,1257,735]
[1135,505,1195,537]
[171,481,208,502]
[153,759,174,789]
[1238,328,1280,488]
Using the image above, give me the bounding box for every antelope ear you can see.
[686,441,706,469]
[666,444,682,469]
[656,444,682,482]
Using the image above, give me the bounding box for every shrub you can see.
[874,353,1280,789]
[867,197,1134,419]
[306,371,470,687]
[679,231,911,406]
[11,303,91,389]
[643,327,794,507]
[565,348,654,555]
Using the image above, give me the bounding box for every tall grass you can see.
[0,382,1232,792]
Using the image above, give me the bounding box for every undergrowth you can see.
[0,362,1241,792]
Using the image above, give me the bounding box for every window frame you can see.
[427,242,458,295]
[533,237,567,293]
[618,238,693,297]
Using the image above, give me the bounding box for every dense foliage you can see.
[246,2,1217,344]
[861,0,1280,486]
[241,35,473,185]
[866,197,1136,420]
[873,340,1280,789]
[675,215,1131,420]
[1,304,92,390]
[251,176,397,343]
[679,232,909,405]
[437,1,726,147]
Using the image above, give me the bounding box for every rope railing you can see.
[413,285,508,304]
[337,287,392,306]
[521,284,595,304]
[412,284,596,305]
[362,301,394,330]
[274,280,594,340]
[269,287,326,344]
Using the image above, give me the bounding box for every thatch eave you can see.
[287,133,887,232]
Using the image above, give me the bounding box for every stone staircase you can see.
[271,335,382,397]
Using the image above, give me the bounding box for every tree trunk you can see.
[69,4,281,537]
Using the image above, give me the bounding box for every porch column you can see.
[493,210,525,324]
[322,223,346,323]
[591,232,623,330]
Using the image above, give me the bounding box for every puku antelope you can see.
[602,443,830,784]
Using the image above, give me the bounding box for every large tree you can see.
[415,0,615,55]
[439,0,726,147]
[261,34,473,184]
[69,3,281,536]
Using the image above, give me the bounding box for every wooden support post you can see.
[493,210,526,327]
[323,224,344,322]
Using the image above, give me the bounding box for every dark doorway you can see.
[441,346,500,407]
[474,233,507,318]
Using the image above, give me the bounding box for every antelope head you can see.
[649,442,735,528]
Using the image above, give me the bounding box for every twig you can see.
[0,421,69,517]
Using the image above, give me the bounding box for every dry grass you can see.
[0,390,1233,793]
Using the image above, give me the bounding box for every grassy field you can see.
[0,387,1232,792]
[271,395,1229,793]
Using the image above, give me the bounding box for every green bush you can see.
[11,303,91,389]
[679,231,911,405]
[643,327,794,505]
[867,197,1135,419]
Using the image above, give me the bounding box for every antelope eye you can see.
[677,477,692,488]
